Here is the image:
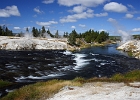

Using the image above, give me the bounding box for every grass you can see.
[111,70,140,82]
[0,80,12,88]
[1,70,140,100]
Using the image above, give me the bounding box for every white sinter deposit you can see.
[117,40,140,59]
[0,36,67,50]
[47,82,140,100]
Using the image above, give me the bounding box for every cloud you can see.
[99,29,107,32]
[136,17,140,20]
[71,26,76,29]
[34,7,43,14]
[107,18,117,23]
[0,5,20,17]
[58,0,107,7]
[68,5,87,13]
[104,2,127,13]
[94,12,108,17]
[60,8,94,23]
[125,13,133,18]
[79,24,86,28]
[132,28,140,32]
[14,27,21,30]
[42,0,54,4]
[127,4,134,9]
[36,21,58,26]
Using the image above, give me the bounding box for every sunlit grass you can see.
[1,70,140,100]
[111,70,140,82]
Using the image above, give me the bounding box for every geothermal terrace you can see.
[0,36,67,50]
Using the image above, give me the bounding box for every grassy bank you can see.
[0,80,12,88]
[1,70,140,100]
[68,39,117,51]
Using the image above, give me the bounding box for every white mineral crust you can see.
[0,36,67,50]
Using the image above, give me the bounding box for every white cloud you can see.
[136,17,140,20]
[107,18,117,23]
[71,26,76,29]
[132,28,140,32]
[34,7,43,14]
[14,27,21,30]
[58,0,107,7]
[94,12,108,17]
[104,2,127,13]
[68,5,87,13]
[127,4,134,9]
[125,13,133,18]
[42,0,54,4]
[99,29,107,32]
[79,24,86,28]
[0,5,20,17]
[36,21,58,26]
[60,8,94,23]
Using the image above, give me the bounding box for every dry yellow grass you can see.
[1,70,140,100]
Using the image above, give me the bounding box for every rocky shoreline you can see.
[117,40,140,59]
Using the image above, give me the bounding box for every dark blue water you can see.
[0,44,140,97]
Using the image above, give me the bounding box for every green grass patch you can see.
[111,70,140,82]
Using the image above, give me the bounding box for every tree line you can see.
[0,25,109,45]
[0,25,13,36]
[68,29,109,45]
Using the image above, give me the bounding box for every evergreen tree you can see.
[41,26,46,37]
[95,31,109,43]
[68,29,78,45]
[55,30,59,38]
[63,32,69,38]
[0,25,13,36]
[26,27,29,33]
[32,27,39,37]
[47,29,54,37]
[42,26,46,33]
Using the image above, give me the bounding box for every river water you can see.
[0,44,140,97]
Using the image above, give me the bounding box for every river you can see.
[0,44,140,98]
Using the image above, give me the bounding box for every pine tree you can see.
[55,30,59,38]
[68,29,78,45]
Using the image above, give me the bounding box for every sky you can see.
[0,0,140,36]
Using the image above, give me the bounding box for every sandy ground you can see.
[47,82,140,100]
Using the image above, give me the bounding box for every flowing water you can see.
[0,44,140,98]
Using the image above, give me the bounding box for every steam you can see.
[108,18,132,43]
[118,30,132,43]
[24,32,33,39]
[43,32,52,39]
[23,32,52,39]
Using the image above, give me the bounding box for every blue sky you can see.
[0,0,140,36]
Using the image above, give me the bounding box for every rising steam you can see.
[108,18,132,43]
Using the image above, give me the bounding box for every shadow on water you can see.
[0,44,140,98]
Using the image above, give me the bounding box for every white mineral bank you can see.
[47,82,140,100]
[0,36,67,50]
[117,40,140,58]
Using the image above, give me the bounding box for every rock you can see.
[117,40,140,59]
[0,36,68,50]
